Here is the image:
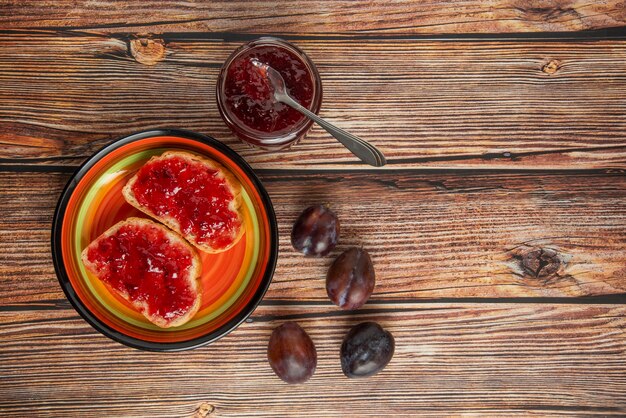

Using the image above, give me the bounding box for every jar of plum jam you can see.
[216,37,322,149]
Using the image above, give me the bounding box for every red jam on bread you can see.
[123,151,244,253]
[81,218,201,328]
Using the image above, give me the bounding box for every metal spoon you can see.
[251,59,386,167]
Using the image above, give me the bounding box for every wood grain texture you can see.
[2,170,625,305]
[1,32,626,170]
[2,302,626,416]
[0,0,625,34]
[2,2,626,415]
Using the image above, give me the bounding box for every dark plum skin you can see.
[340,322,394,378]
[267,322,317,383]
[291,205,339,257]
[326,247,375,310]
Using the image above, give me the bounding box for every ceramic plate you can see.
[52,129,277,351]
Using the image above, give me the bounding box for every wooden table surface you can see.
[1,1,626,416]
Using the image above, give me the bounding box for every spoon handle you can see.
[278,94,386,167]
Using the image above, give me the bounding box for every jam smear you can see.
[131,154,241,251]
[86,222,196,322]
[224,45,314,133]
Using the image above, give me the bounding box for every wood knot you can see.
[520,248,560,278]
[193,403,215,417]
[542,60,561,75]
[129,36,166,65]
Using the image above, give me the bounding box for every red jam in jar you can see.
[85,221,196,322]
[217,38,322,149]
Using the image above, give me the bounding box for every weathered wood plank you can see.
[2,170,624,305]
[1,303,626,416]
[2,2,625,416]
[0,0,625,34]
[1,33,625,169]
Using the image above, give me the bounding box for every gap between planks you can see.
[2,295,626,314]
[1,27,626,42]
[1,164,625,175]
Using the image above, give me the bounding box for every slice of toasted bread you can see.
[122,151,245,254]
[81,217,202,328]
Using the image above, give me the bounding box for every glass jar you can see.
[216,37,323,150]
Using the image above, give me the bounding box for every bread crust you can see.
[81,217,202,328]
[122,151,245,254]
